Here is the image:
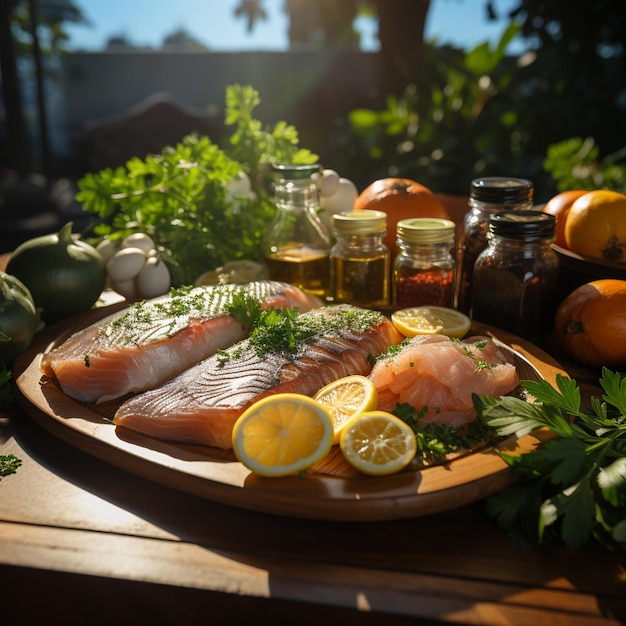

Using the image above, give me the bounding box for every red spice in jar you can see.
[393,218,456,307]
[395,268,454,307]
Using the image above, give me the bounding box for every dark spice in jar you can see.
[470,210,559,341]
[456,177,534,313]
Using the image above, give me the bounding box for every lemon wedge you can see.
[340,410,417,476]
[313,375,378,444]
[232,394,334,477]
[391,306,471,339]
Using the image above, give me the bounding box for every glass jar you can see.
[330,210,390,307]
[394,218,456,308]
[261,163,330,297]
[456,177,534,313]
[470,210,559,341]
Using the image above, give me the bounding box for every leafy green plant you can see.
[474,369,626,550]
[543,137,626,194]
[344,24,525,194]
[76,84,317,287]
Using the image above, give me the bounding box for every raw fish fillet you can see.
[113,305,403,449]
[368,334,519,427]
[40,281,322,404]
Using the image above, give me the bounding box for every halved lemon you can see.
[232,394,334,477]
[313,375,378,444]
[340,411,417,476]
[391,306,471,339]
[195,260,269,286]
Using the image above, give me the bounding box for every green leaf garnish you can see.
[475,367,626,549]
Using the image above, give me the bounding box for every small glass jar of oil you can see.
[330,210,390,307]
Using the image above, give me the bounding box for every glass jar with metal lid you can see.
[470,210,559,341]
[330,210,390,307]
[456,177,534,313]
[394,217,456,307]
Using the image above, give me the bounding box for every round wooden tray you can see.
[13,305,567,522]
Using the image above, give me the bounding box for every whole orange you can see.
[564,190,626,262]
[353,178,451,256]
[542,189,588,248]
[554,278,626,368]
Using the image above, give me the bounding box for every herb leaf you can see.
[475,368,626,549]
[77,84,318,287]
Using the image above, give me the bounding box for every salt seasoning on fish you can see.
[40,281,322,404]
[113,305,403,449]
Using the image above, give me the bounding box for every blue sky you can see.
[64,0,522,53]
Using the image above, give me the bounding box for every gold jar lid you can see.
[396,218,455,244]
[332,210,387,236]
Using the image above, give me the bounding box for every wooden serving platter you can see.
[13,305,567,522]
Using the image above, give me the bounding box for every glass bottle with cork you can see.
[394,217,456,308]
[470,210,559,342]
[261,163,330,298]
[330,210,390,308]
[456,177,534,313]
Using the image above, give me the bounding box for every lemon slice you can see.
[340,411,417,476]
[391,306,471,339]
[195,260,269,286]
[313,375,378,444]
[232,394,334,477]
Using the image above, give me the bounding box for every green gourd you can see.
[6,222,106,323]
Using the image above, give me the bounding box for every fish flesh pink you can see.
[113,305,403,449]
[368,334,519,427]
[40,281,322,404]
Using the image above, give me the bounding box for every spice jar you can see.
[456,177,534,313]
[394,218,456,307]
[470,210,559,341]
[261,163,330,297]
[330,210,390,307]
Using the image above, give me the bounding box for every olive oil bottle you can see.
[261,164,330,298]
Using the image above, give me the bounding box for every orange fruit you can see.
[353,178,451,256]
[542,189,588,248]
[554,278,626,368]
[563,190,626,262]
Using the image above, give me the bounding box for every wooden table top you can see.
[1,221,626,625]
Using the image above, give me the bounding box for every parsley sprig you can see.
[76,84,318,287]
[473,368,626,550]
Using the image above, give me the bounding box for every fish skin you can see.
[113,305,403,449]
[369,334,520,427]
[40,281,322,404]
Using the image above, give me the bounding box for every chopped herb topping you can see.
[222,302,384,361]
[393,403,498,464]
[0,454,22,479]
[98,283,273,346]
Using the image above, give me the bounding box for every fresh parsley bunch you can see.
[77,84,317,287]
[474,368,626,550]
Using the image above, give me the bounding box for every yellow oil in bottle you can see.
[264,245,329,297]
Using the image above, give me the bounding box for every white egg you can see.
[106,247,147,283]
[121,232,155,252]
[228,171,252,196]
[111,278,138,300]
[136,256,171,299]
[96,238,119,265]
[318,169,341,197]
[321,178,359,213]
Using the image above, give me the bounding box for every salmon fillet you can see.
[113,305,403,449]
[40,281,322,403]
[369,334,519,427]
